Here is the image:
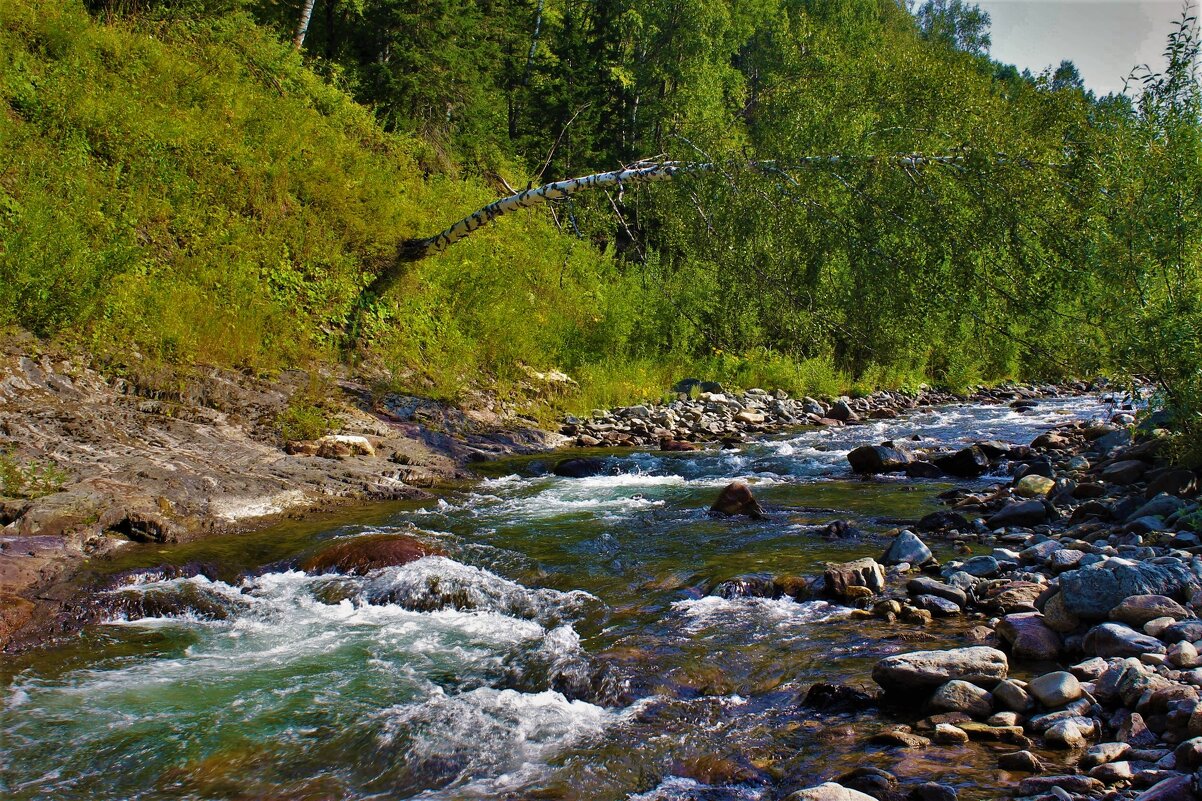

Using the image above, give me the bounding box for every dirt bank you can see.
[0,346,564,650]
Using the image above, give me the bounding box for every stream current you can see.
[1,396,1115,800]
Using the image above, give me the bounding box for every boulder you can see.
[1147,469,1198,499]
[993,679,1033,712]
[1027,671,1083,708]
[1059,558,1202,618]
[1083,622,1168,658]
[914,594,961,617]
[1044,719,1090,749]
[934,446,990,478]
[1014,475,1056,498]
[1110,595,1190,627]
[1042,591,1081,633]
[553,457,606,478]
[987,500,1048,529]
[882,530,933,566]
[929,680,993,717]
[828,400,858,422]
[996,612,1062,661]
[905,461,945,479]
[997,750,1044,772]
[1102,460,1149,485]
[302,534,439,575]
[917,511,970,532]
[824,558,886,600]
[848,445,911,474]
[709,481,765,518]
[785,783,878,801]
[872,646,1009,694]
[907,577,967,608]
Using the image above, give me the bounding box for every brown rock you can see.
[301,534,440,575]
[709,481,765,518]
[996,612,1063,660]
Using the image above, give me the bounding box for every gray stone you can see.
[1133,775,1193,801]
[786,782,879,801]
[848,445,911,474]
[996,612,1063,661]
[914,594,962,617]
[1129,493,1188,523]
[1043,591,1082,633]
[1017,776,1104,796]
[1102,459,1149,485]
[1059,558,1202,618]
[934,446,990,478]
[1045,718,1089,749]
[1089,761,1133,784]
[907,577,967,608]
[993,679,1033,712]
[929,680,993,717]
[1082,741,1131,768]
[1084,622,1168,658]
[960,555,1000,577]
[882,530,933,567]
[873,647,1009,694]
[909,782,958,801]
[1159,620,1202,644]
[1028,671,1084,708]
[997,750,1044,772]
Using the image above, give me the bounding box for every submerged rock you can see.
[934,446,990,478]
[552,457,606,478]
[881,530,933,567]
[301,534,439,575]
[848,445,911,474]
[709,481,765,518]
[824,558,886,600]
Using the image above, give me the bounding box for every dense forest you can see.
[0,0,1199,452]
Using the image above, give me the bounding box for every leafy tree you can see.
[913,0,990,55]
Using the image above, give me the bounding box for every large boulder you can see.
[872,646,1009,694]
[553,457,606,478]
[824,558,886,600]
[1058,558,1202,618]
[881,530,933,566]
[935,446,991,478]
[302,534,440,575]
[848,445,911,474]
[709,481,765,518]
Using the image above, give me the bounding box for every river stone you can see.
[960,555,1000,578]
[994,679,1033,712]
[910,782,958,801]
[1043,591,1082,633]
[907,577,967,608]
[836,767,899,800]
[934,722,970,744]
[1089,761,1133,784]
[917,510,970,532]
[1045,718,1089,749]
[1083,623,1168,658]
[1129,493,1188,523]
[785,783,878,801]
[1134,775,1193,800]
[1048,549,1086,573]
[1059,558,1202,618]
[552,457,606,478]
[987,500,1048,529]
[998,750,1044,772]
[1028,671,1083,708]
[709,481,765,518]
[1102,459,1150,485]
[824,558,886,599]
[1018,776,1104,796]
[1110,595,1190,627]
[930,679,993,717]
[935,446,990,478]
[829,400,858,422]
[905,461,945,478]
[1082,742,1130,768]
[1147,469,1198,499]
[996,612,1063,661]
[847,445,911,474]
[1168,641,1201,669]
[1158,620,1202,643]
[301,534,440,575]
[1015,474,1057,498]
[882,530,933,567]
[915,595,961,617]
[872,646,1008,694]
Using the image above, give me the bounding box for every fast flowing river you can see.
[1,396,1116,801]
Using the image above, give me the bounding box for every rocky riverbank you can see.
[0,348,564,651]
[715,401,1202,800]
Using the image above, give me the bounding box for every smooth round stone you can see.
[960,555,1001,577]
[929,679,993,718]
[998,749,1044,772]
[1083,622,1167,658]
[934,722,970,744]
[1028,671,1083,708]
[993,679,1033,712]
[1171,642,1202,669]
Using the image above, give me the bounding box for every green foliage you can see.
[0,448,69,498]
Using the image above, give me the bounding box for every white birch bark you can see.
[293,0,317,51]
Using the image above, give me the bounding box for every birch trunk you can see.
[293,0,316,51]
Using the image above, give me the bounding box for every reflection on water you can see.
[1,396,1112,800]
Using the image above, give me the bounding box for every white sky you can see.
[977,1,1191,96]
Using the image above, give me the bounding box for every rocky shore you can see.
[701,399,1202,800]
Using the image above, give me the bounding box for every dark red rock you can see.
[302,534,440,575]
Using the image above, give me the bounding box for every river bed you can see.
[1,395,1117,800]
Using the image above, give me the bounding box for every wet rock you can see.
[1059,559,1202,618]
[1084,622,1168,658]
[905,461,945,479]
[1028,672,1084,708]
[959,555,1000,577]
[836,767,899,801]
[996,612,1063,661]
[801,683,878,714]
[934,446,990,478]
[1015,474,1056,498]
[917,510,970,532]
[987,501,1048,529]
[552,457,606,478]
[786,782,879,801]
[929,680,993,717]
[824,558,886,600]
[908,782,957,801]
[709,481,765,518]
[848,445,912,474]
[1089,761,1134,784]
[956,721,1028,744]
[1043,591,1081,633]
[1111,595,1190,627]
[914,595,961,617]
[998,750,1044,772]
[829,400,859,423]
[882,530,933,567]
[868,728,931,748]
[907,577,967,608]
[301,534,439,575]
[872,646,1008,694]
[1082,742,1131,768]
[711,576,780,599]
[933,723,970,744]
[673,754,763,786]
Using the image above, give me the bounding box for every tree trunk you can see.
[293,0,316,51]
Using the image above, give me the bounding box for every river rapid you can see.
[1,396,1116,801]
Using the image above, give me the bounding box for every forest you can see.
[1,0,1200,454]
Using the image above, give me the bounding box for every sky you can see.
[977,1,1191,97]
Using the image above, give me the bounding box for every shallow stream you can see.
[1,396,1114,800]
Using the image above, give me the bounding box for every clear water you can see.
[0,396,1115,801]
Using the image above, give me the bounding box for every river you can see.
[0,395,1115,800]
